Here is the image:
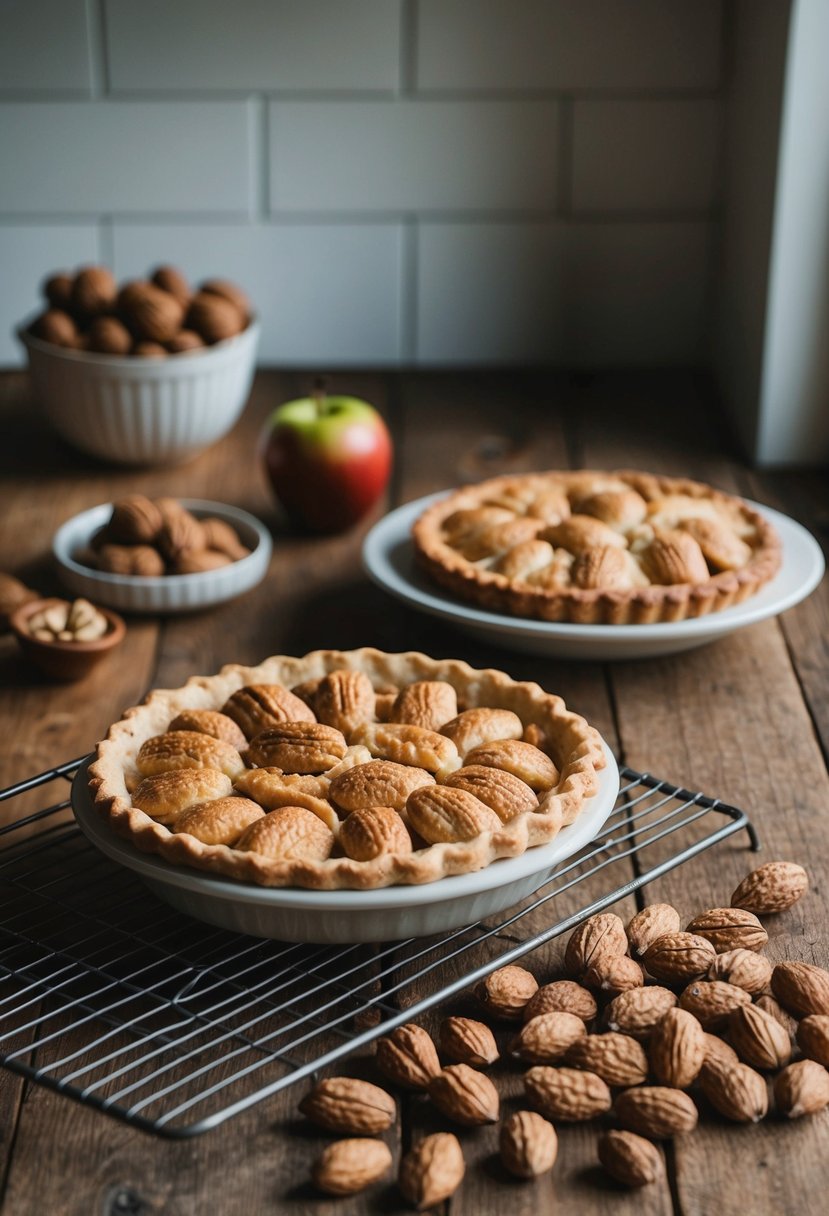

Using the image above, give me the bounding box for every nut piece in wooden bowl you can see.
[10,596,125,682]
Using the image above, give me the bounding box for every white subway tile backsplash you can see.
[573,100,720,212]
[416,221,710,364]
[0,103,252,214]
[269,101,558,212]
[0,1,91,93]
[111,223,402,363]
[417,224,565,363]
[105,0,401,93]
[417,0,722,91]
[0,224,99,365]
[565,222,711,363]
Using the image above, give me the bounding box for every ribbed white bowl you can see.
[19,319,259,467]
[53,499,272,615]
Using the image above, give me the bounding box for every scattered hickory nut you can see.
[678,980,752,1031]
[731,861,809,914]
[439,1017,499,1067]
[524,1065,612,1123]
[641,932,717,983]
[522,979,597,1025]
[374,1023,440,1091]
[707,947,772,994]
[614,1086,699,1139]
[699,1058,768,1123]
[685,908,768,954]
[755,994,798,1038]
[648,1007,706,1089]
[564,913,627,978]
[582,954,644,997]
[627,903,681,958]
[398,1132,464,1210]
[728,1003,792,1071]
[565,1030,649,1088]
[771,962,829,1018]
[499,1110,558,1179]
[598,1129,664,1189]
[311,1138,392,1196]
[774,1059,829,1118]
[509,1011,585,1065]
[796,1014,829,1067]
[427,1063,499,1126]
[605,985,677,1041]
[475,965,538,1020]
[298,1076,395,1135]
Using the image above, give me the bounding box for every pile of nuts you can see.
[78,495,251,577]
[295,859,829,1205]
[27,264,250,357]
[25,598,110,643]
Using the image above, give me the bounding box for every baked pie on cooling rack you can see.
[412,470,781,625]
[90,648,605,890]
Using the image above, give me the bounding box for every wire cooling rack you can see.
[0,756,758,1139]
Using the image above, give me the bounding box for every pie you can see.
[412,470,781,625]
[90,648,606,890]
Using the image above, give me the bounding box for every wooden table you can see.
[0,369,827,1214]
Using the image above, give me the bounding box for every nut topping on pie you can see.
[413,470,781,625]
[136,731,245,780]
[247,722,348,773]
[90,649,606,890]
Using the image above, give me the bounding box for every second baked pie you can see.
[90,648,605,890]
[412,469,781,625]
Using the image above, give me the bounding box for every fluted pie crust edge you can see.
[89,648,606,890]
[412,470,782,625]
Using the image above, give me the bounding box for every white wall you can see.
[0,0,724,367]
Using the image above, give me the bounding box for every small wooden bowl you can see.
[10,597,126,682]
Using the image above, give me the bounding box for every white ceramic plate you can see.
[53,498,272,615]
[71,747,619,944]
[363,494,824,660]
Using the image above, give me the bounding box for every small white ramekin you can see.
[53,499,272,615]
[18,319,259,467]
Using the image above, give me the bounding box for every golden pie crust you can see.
[90,648,605,890]
[412,470,781,625]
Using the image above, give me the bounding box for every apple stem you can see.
[311,375,328,417]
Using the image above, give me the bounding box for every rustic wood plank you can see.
[578,373,829,1216]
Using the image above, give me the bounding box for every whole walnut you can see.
[151,265,191,306]
[109,495,163,544]
[133,341,167,358]
[98,544,165,577]
[0,572,38,630]
[157,509,205,561]
[118,281,184,342]
[174,550,232,574]
[43,272,74,311]
[187,292,245,344]
[32,309,77,347]
[88,316,132,355]
[200,517,249,561]
[167,329,204,354]
[201,278,249,318]
[71,266,117,318]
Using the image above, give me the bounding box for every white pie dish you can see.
[53,498,271,614]
[363,494,824,661]
[71,745,619,944]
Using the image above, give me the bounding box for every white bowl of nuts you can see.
[52,496,272,614]
[18,264,259,466]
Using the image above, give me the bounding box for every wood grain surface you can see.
[0,369,826,1215]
